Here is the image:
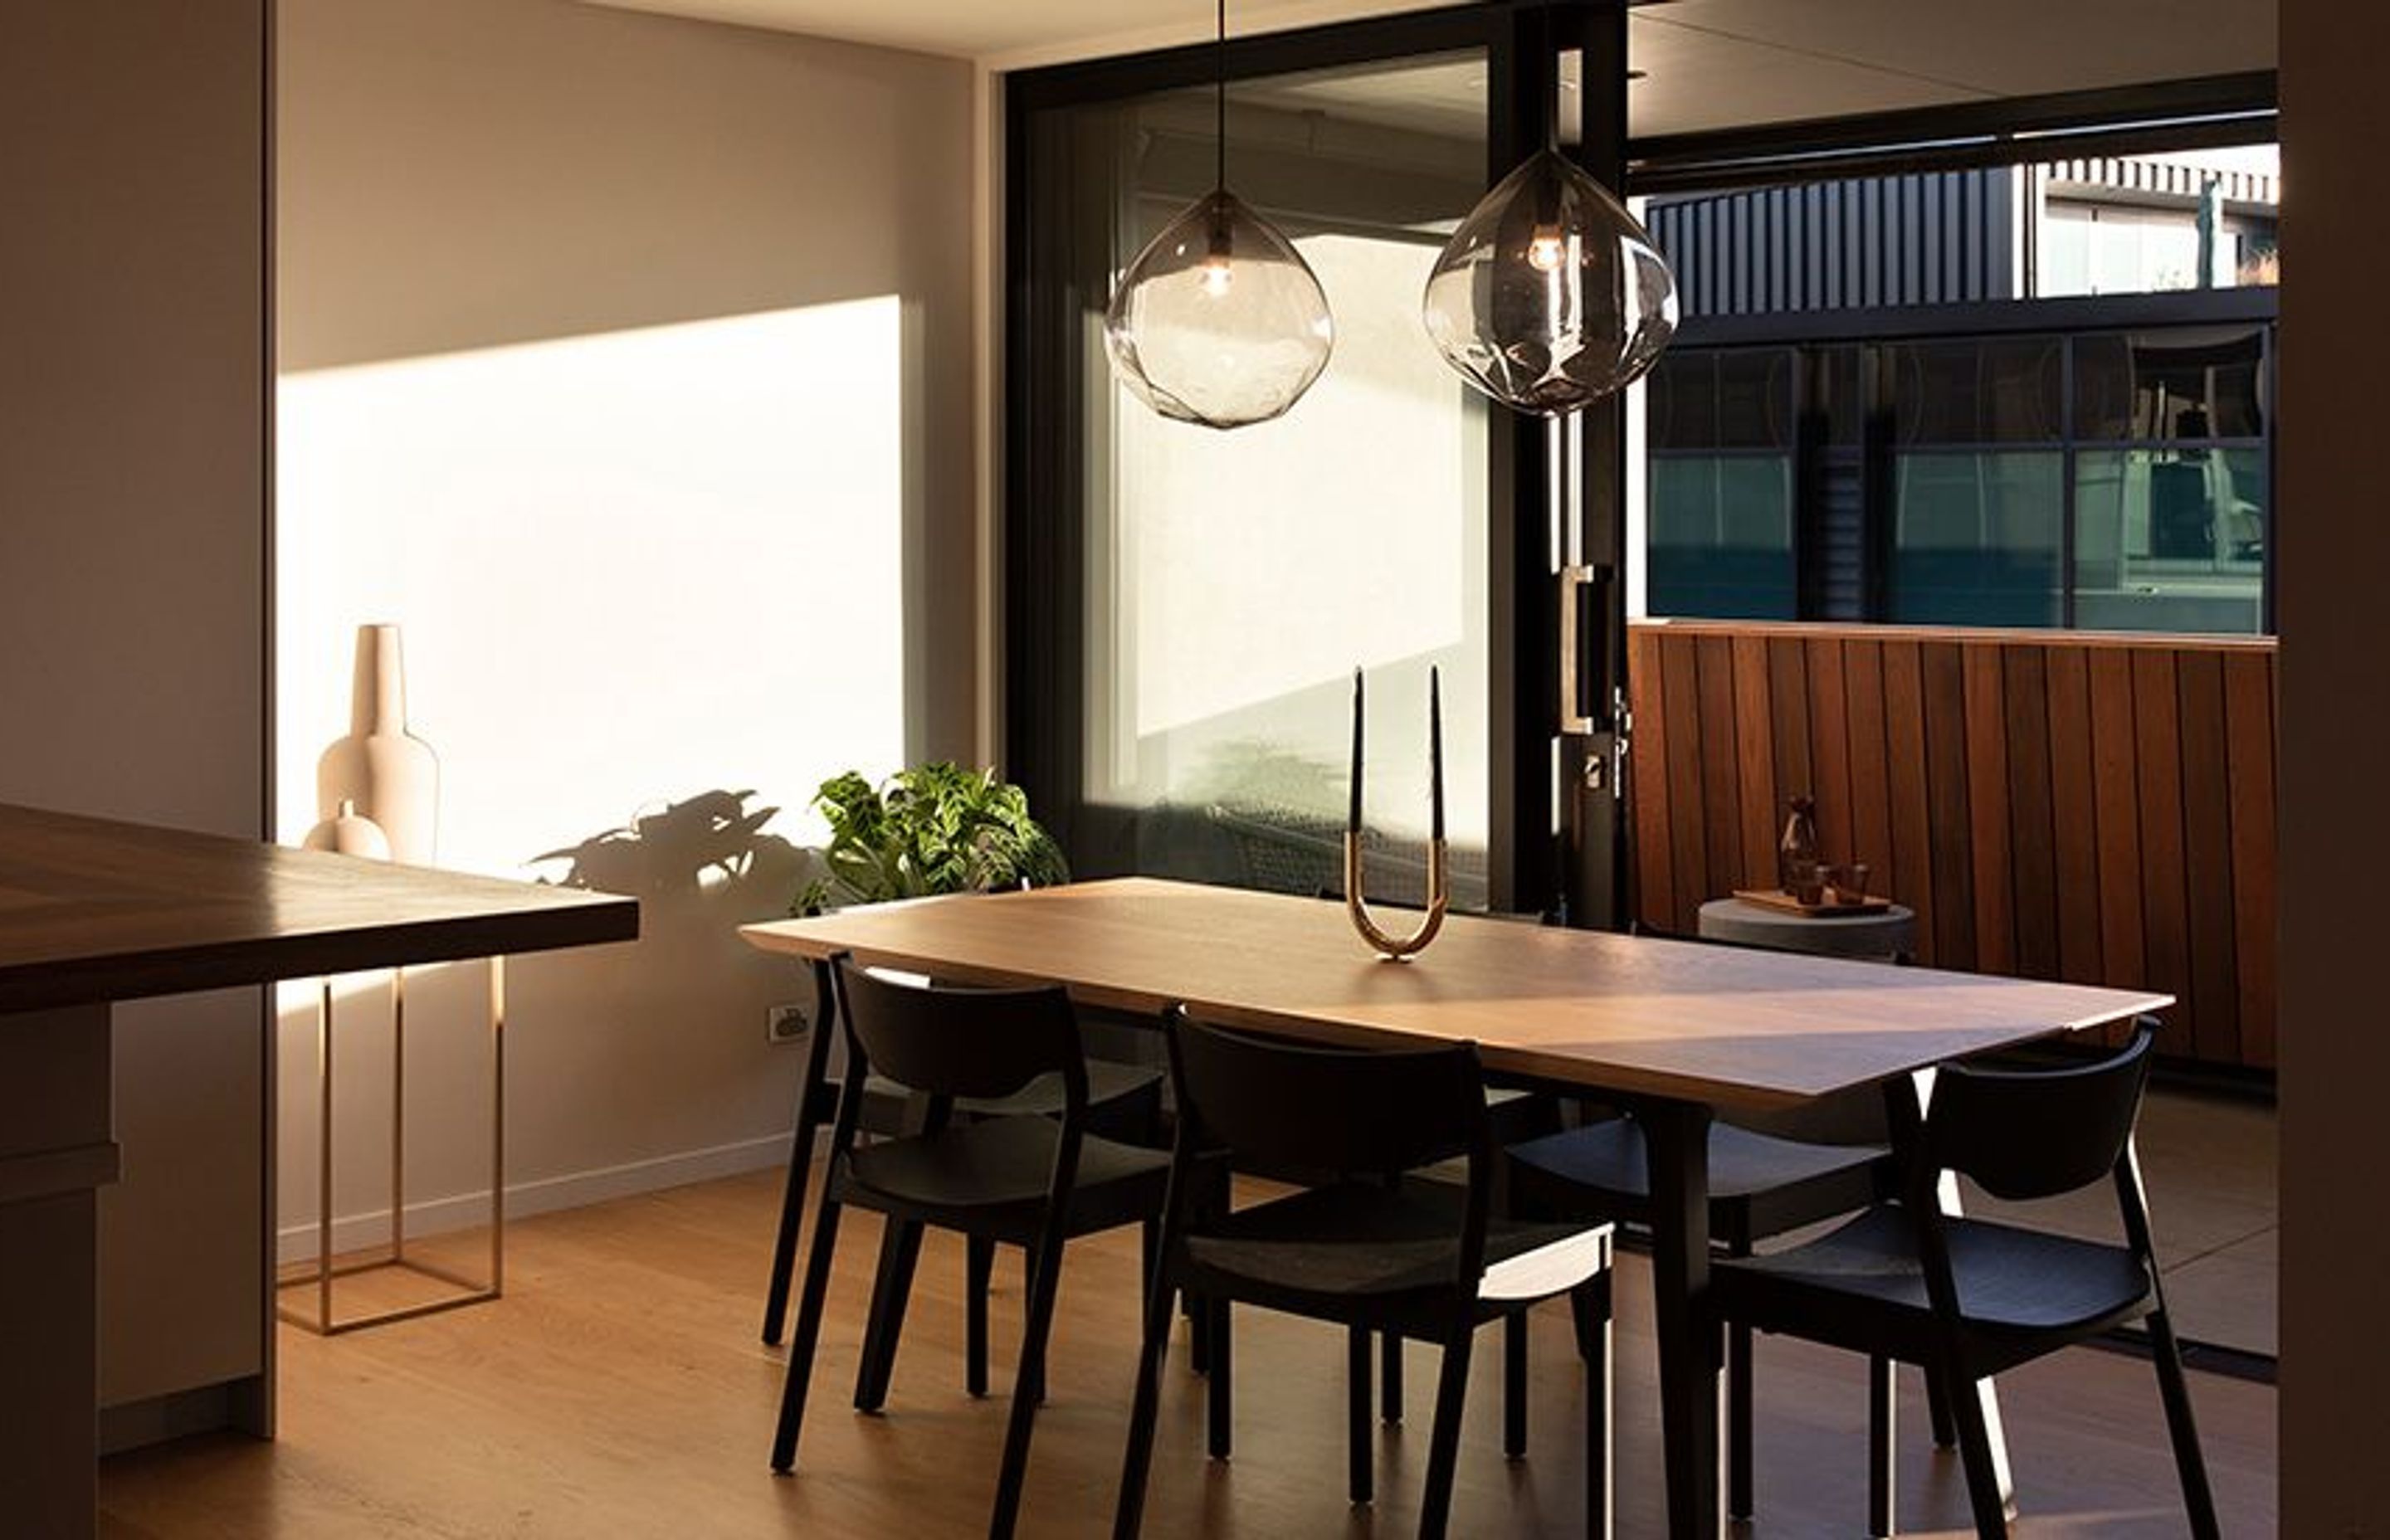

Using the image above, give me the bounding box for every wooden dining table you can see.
[0,802,640,1539]
[741,875,2167,1538]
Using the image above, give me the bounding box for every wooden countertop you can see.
[0,802,639,1013]
[743,876,2168,1110]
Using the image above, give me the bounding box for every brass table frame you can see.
[276,957,505,1334]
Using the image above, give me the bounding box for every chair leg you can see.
[1867,1353,1896,1538]
[769,1195,846,1472]
[1207,1298,1233,1459]
[759,1140,809,1347]
[1925,1362,1958,1448]
[1019,1247,1051,1406]
[1381,1328,1405,1424]
[1583,1274,1613,1540]
[760,1021,832,1346]
[1504,1309,1529,1459]
[1139,1219,1161,1312]
[853,1217,924,1412]
[1188,1163,1231,1377]
[1112,1255,1181,1540]
[989,1223,1069,1540]
[1417,1323,1477,1540]
[2145,1309,2222,1539]
[1569,1283,1602,1366]
[1729,1324,1755,1519]
[1940,1362,2012,1538]
[1348,1324,1374,1503]
[965,1235,996,1398]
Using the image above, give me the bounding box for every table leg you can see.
[0,1003,118,1540]
[1640,1099,1721,1539]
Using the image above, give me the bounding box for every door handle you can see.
[1557,563,1610,736]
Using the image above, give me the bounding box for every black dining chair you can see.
[771,955,1173,1540]
[1710,1018,2218,1538]
[758,955,1163,1406]
[1505,1079,1942,1528]
[1114,1010,1617,1540]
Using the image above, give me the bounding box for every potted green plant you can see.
[793,763,1068,914]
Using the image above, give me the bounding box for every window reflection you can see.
[1646,348,1796,619]
[1645,326,2270,636]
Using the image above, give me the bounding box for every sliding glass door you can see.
[1009,5,1633,921]
[1012,24,1501,907]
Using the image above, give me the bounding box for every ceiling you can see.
[583,0,2274,139]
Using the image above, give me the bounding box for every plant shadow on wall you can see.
[534,790,817,923]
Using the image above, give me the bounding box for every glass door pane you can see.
[1061,52,1492,906]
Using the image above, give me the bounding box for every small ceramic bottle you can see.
[316,624,439,866]
[302,799,392,860]
[1778,794,1822,904]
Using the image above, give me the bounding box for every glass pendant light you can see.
[1422,146,1677,415]
[1102,0,1334,430]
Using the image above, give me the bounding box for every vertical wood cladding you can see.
[1627,620,2276,1070]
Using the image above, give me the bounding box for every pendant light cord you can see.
[1214,0,1227,192]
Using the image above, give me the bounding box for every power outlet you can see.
[766,1001,812,1045]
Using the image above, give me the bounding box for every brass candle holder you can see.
[1344,664,1450,962]
[1344,831,1449,961]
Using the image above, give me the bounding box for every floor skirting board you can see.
[275,1132,791,1266]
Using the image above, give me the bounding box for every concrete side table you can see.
[1696,896,1918,961]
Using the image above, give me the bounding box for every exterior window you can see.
[1640,324,2270,636]
[1636,145,2275,637]
[1645,348,1796,619]
[1884,338,2066,626]
[1888,451,2066,626]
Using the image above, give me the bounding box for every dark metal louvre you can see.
[1646,167,2020,318]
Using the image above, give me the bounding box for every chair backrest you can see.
[1923,1018,2158,1201]
[830,954,1085,1106]
[1167,1012,1488,1179]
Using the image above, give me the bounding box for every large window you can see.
[1640,318,2272,634]
[1638,137,2275,636]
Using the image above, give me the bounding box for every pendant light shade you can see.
[1102,0,1334,430]
[1422,149,1677,416]
[1104,189,1334,429]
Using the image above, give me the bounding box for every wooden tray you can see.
[1731,887,1892,917]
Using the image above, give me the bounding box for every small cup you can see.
[1826,862,1871,905]
[1785,858,1824,906]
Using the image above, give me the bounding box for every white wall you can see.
[276,0,978,1248]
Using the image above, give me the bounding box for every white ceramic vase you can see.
[316,624,439,865]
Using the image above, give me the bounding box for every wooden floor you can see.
[96,1165,2277,1538]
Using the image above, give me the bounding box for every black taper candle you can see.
[1429,665,1445,842]
[1349,667,1364,834]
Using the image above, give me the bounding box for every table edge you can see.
[1,898,641,1015]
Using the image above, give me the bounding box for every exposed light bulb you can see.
[1527,227,1567,274]
[1201,222,1235,297]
